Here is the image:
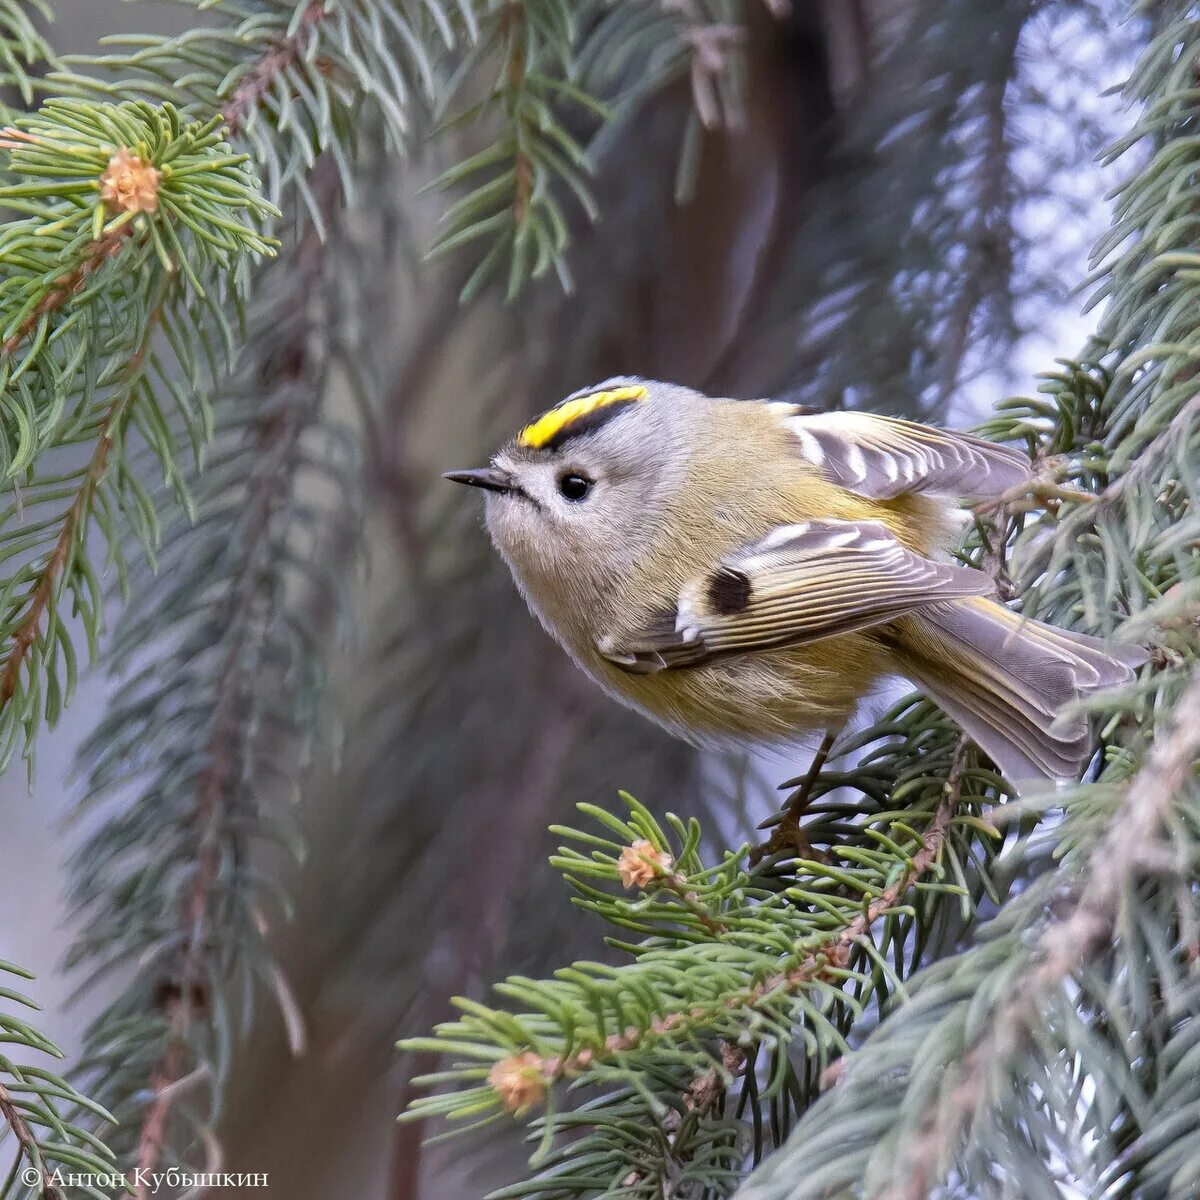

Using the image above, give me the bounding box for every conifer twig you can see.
[0,1078,64,1200]
[530,745,965,1087]
[0,311,155,712]
[648,742,971,1184]
[221,0,329,137]
[883,674,1200,1200]
[0,223,131,362]
[131,412,301,1186]
[500,2,532,226]
[0,0,326,365]
[132,375,309,1189]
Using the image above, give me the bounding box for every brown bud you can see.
[487,1052,547,1113]
[617,839,673,889]
[99,147,161,215]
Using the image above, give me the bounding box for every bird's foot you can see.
[749,816,829,868]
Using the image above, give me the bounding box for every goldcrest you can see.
[445,378,1141,782]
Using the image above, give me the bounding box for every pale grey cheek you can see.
[484,501,551,582]
[482,502,521,571]
[483,495,520,542]
[481,506,501,551]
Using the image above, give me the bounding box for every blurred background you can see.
[0,0,1137,1196]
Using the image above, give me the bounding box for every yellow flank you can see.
[517,385,648,449]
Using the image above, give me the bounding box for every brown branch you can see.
[0,422,112,705]
[132,1033,188,1191]
[971,443,1052,599]
[220,0,329,136]
[0,222,131,364]
[500,3,533,226]
[0,1078,64,1200]
[132,381,306,1195]
[0,319,152,710]
[885,669,1200,1200]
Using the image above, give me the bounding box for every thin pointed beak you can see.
[442,467,515,494]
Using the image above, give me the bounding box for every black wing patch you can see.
[706,567,753,615]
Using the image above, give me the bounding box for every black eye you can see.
[558,472,591,501]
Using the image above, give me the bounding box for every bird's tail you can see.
[890,597,1144,784]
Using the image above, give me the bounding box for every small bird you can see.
[445,378,1141,784]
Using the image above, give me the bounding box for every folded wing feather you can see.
[598,518,994,673]
[772,405,1032,501]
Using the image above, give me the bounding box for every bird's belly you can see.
[580,634,892,746]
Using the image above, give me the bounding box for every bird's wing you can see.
[598,518,995,674]
[769,405,1031,501]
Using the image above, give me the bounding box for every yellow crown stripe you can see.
[517,385,647,449]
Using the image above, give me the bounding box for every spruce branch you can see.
[932,35,1015,410]
[220,0,329,137]
[534,750,962,1087]
[0,98,276,772]
[0,100,274,441]
[68,163,366,1182]
[881,667,1200,1200]
[428,0,778,300]
[399,735,988,1195]
[0,0,424,778]
[0,319,145,715]
[129,366,313,1191]
[0,222,128,363]
[429,0,606,301]
[55,0,466,206]
[0,960,120,1200]
[0,0,471,1178]
[736,0,1044,414]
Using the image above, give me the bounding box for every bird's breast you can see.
[576,633,893,747]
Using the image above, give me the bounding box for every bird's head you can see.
[444,377,697,595]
